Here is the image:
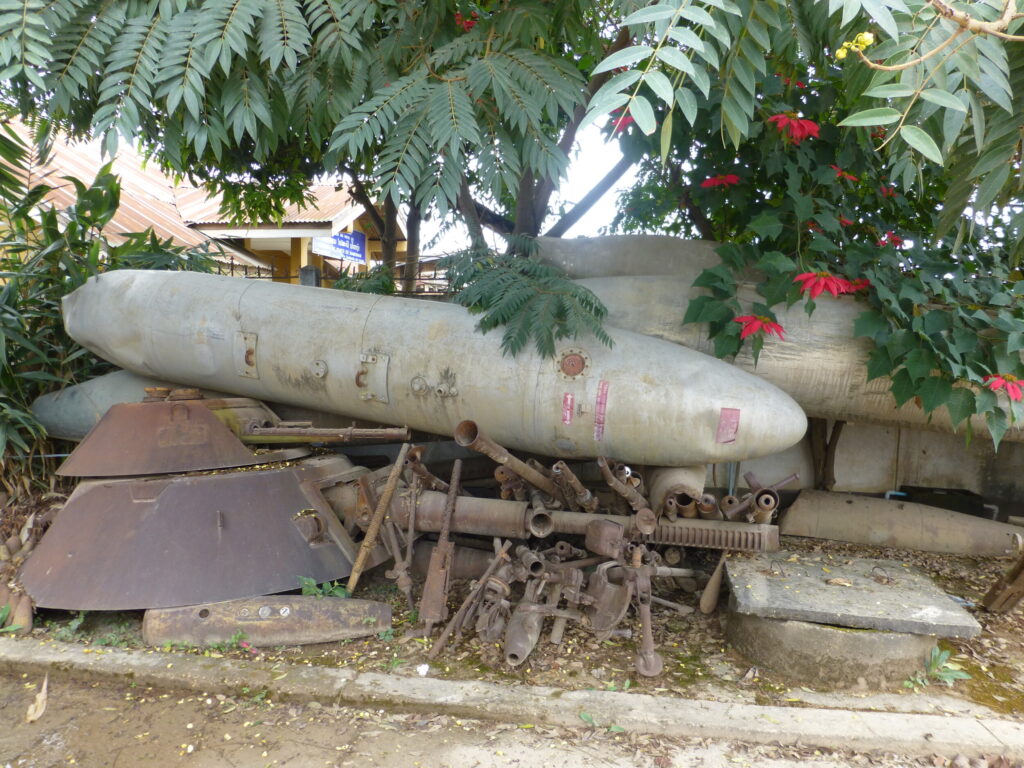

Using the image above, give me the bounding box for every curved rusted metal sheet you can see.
[22,457,364,610]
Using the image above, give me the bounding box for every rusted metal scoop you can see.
[419,460,462,634]
[142,596,391,648]
[21,460,359,610]
[57,400,307,477]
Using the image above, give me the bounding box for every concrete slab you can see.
[2,636,1023,759]
[725,551,981,638]
[724,611,936,688]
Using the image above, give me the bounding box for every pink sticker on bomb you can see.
[594,380,610,441]
[562,393,574,425]
[716,407,740,443]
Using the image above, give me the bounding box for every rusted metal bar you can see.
[551,461,598,513]
[347,443,411,595]
[597,456,649,511]
[245,424,411,442]
[651,595,694,615]
[454,420,564,502]
[142,597,391,647]
[419,460,462,634]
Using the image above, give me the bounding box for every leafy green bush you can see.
[0,125,215,495]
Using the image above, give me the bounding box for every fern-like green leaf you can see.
[453,256,612,357]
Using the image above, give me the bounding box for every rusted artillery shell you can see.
[0,585,11,624]
[699,554,727,614]
[142,596,391,648]
[11,593,33,634]
[4,536,19,558]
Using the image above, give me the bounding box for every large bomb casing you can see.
[577,273,1023,442]
[62,270,807,466]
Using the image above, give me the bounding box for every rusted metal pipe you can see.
[244,424,411,442]
[551,461,598,513]
[391,492,530,539]
[698,493,722,520]
[454,420,564,502]
[405,446,449,492]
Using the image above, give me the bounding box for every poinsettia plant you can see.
[607,50,1024,447]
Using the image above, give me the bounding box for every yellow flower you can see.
[836,47,848,60]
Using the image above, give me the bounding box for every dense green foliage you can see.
[1,0,606,227]
[596,0,1024,445]
[3,0,1024,440]
[0,127,214,494]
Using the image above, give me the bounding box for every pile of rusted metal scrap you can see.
[341,424,794,676]
[15,389,796,674]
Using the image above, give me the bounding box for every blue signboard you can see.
[312,230,367,264]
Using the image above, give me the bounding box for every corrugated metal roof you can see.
[13,124,214,250]
[176,184,355,226]
[8,123,357,260]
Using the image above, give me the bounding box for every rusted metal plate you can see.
[142,596,391,647]
[57,401,308,477]
[21,461,359,610]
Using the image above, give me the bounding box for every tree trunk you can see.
[458,180,488,251]
[380,196,399,272]
[402,202,421,294]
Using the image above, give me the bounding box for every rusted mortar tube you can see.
[454,420,564,503]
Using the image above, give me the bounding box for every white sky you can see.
[423,124,638,255]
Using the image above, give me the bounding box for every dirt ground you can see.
[0,672,985,768]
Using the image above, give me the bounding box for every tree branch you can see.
[532,26,634,227]
[543,155,636,237]
[474,201,515,235]
[344,170,385,235]
[680,188,715,240]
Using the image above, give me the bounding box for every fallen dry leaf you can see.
[825,578,854,587]
[26,674,48,723]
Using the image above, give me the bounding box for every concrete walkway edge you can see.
[2,636,1021,759]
